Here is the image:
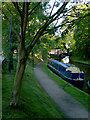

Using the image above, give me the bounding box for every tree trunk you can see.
[10,47,27,107]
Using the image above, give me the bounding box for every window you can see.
[56,64,58,69]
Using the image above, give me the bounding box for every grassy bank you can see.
[2,61,65,119]
[42,61,90,111]
[71,56,90,64]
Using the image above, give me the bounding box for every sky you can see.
[48,0,89,36]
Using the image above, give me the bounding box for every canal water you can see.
[71,60,90,94]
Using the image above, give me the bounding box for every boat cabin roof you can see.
[48,59,69,68]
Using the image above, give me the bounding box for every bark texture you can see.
[10,47,27,107]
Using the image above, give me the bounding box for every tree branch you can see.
[1,8,20,42]
[23,3,28,39]
[49,0,56,17]
[28,2,31,6]
[45,13,89,34]
[22,2,25,15]
[45,2,69,28]
[3,6,20,24]
[28,2,40,16]
[12,2,22,17]
[27,21,49,55]
[49,1,69,20]
[26,2,69,55]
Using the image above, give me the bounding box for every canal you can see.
[71,60,90,94]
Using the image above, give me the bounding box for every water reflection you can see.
[71,60,90,94]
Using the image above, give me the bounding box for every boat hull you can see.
[47,62,84,86]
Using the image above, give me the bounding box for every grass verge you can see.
[71,56,90,64]
[42,61,90,111]
[2,61,65,119]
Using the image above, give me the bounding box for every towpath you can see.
[34,63,89,119]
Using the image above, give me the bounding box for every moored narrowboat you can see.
[47,59,84,86]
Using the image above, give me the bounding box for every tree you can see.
[31,33,56,60]
[73,5,89,59]
[2,1,83,107]
[60,3,89,59]
[57,2,89,58]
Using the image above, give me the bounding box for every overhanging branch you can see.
[49,0,56,17]
[46,2,69,27]
[28,2,40,16]
[43,13,89,35]
[26,2,69,55]
[12,2,22,17]
[3,6,20,24]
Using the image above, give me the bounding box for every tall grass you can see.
[2,60,65,119]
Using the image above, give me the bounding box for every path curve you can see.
[34,63,88,119]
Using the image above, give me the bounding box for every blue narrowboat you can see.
[47,59,84,86]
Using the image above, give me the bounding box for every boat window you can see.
[56,64,58,69]
[54,63,56,68]
[61,66,62,70]
[59,66,61,71]
[52,63,54,66]
[58,65,60,70]
[53,63,55,67]
[61,66,64,71]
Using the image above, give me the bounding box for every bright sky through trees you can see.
[48,0,89,36]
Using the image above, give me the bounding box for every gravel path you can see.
[34,63,89,119]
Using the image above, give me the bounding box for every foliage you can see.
[53,36,65,49]
[73,17,89,58]
[62,31,75,50]
[60,3,89,60]
[73,4,89,59]
[31,33,56,60]
[2,2,56,62]
[2,3,18,59]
